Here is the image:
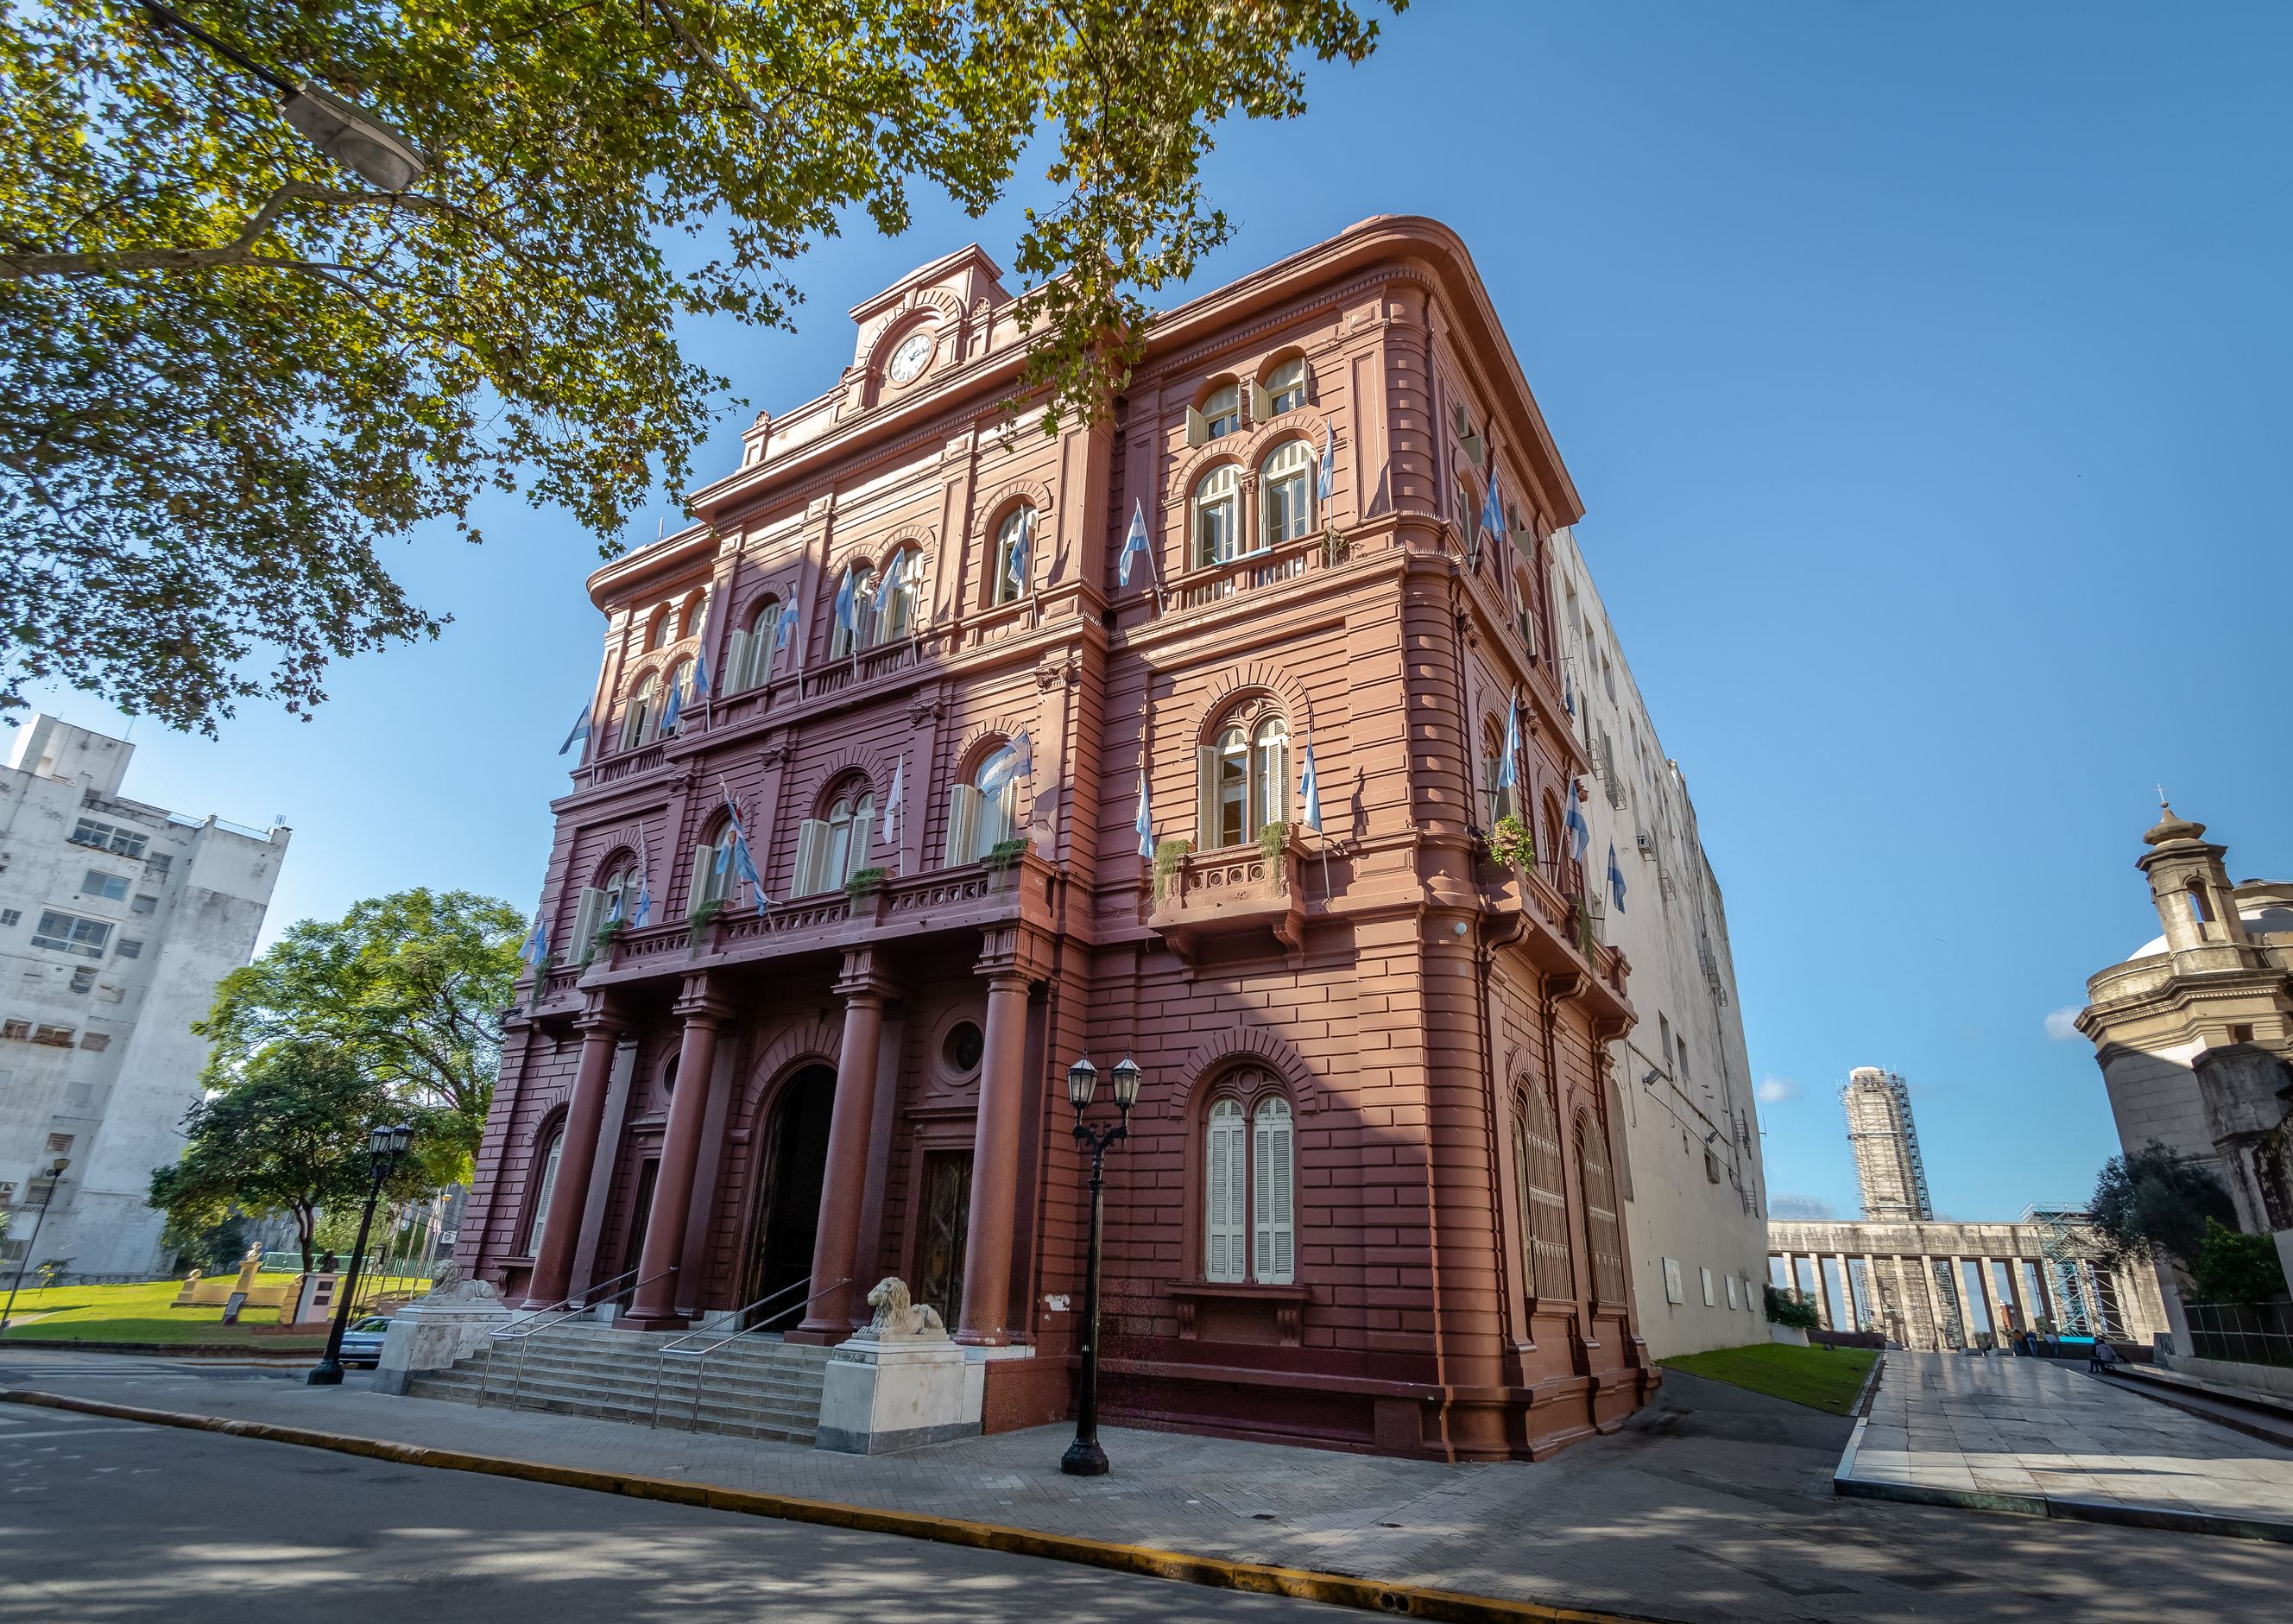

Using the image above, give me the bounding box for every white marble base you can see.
[1767,1324,1811,1346]
[375,1298,511,1394]
[814,1334,985,1455]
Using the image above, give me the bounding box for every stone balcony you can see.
[523,852,1058,1014]
[1146,833,1308,965]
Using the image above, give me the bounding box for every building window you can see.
[875,547,925,644]
[646,606,673,650]
[679,591,707,641]
[723,597,780,696]
[1191,464,1241,567]
[145,852,172,882]
[1251,1096,1295,1283]
[69,818,147,860]
[657,661,692,735]
[1576,1109,1627,1305]
[1259,440,1314,550]
[44,1134,73,1154]
[1511,568,1539,655]
[944,744,1022,868]
[525,1128,565,1258]
[1480,718,1515,825]
[829,561,878,658]
[619,673,660,750]
[1265,357,1308,414]
[991,507,1034,605]
[690,819,735,913]
[79,1032,111,1052]
[31,911,110,959]
[1196,711,1287,850]
[1514,1080,1572,1301]
[113,938,142,959]
[31,1025,74,1047]
[1203,1078,1295,1285]
[0,1020,26,1040]
[1203,382,1241,439]
[0,910,18,927]
[130,893,157,916]
[80,870,129,902]
[793,782,875,896]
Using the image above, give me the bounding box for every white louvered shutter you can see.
[571,888,603,959]
[944,785,982,868]
[1185,405,1209,447]
[1253,1097,1295,1283]
[686,846,714,912]
[790,821,826,895]
[1195,745,1219,849]
[724,629,750,693]
[1248,380,1274,422]
[1205,1100,1245,1282]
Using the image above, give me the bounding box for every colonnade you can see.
[1769,1245,2111,1349]
[522,927,1047,1343]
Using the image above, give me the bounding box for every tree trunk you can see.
[296,1206,315,1275]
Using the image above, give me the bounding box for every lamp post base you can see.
[305,1362,344,1387]
[1059,1437,1109,1476]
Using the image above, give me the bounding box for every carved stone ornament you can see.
[865,1276,948,1340]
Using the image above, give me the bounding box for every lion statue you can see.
[865,1277,945,1340]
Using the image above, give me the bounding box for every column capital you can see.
[833,945,898,1003]
[671,971,734,1024]
[574,995,628,1038]
[974,922,1052,983]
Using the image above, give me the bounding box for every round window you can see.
[942,1021,984,1075]
[660,1055,679,1097]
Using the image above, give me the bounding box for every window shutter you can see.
[1195,745,1219,848]
[687,846,714,913]
[1205,1102,1244,1282]
[793,821,829,895]
[1254,1099,1295,1284]
[1248,380,1273,422]
[1184,405,1209,447]
[725,629,750,693]
[571,888,603,961]
[944,785,982,869]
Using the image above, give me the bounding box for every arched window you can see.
[992,507,1033,605]
[1203,382,1241,439]
[1481,717,1515,825]
[1456,476,1482,559]
[2186,881,2214,927]
[829,561,878,658]
[1265,357,1308,414]
[601,859,639,925]
[679,591,707,641]
[1576,1109,1627,1305]
[1541,793,1567,887]
[726,597,780,694]
[793,780,875,894]
[523,1126,565,1258]
[1511,567,1539,655]
[657,660,691,735]
[875,547,925,644]
[1202,1075,1294,1285]
[619,672,659,750]
[944,740,1023,867]
[646,607,673,651]
[1514,1081,1571,1301]
[1192,464,1241,568]
[691,814,735,912]
[1196,708,1288,850]
[1259,440,1313,550]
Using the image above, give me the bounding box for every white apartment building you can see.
[1549,530,1770,1358]
[0,717,287,1281]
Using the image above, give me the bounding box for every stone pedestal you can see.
[815,1336,983,1455]
[374,1282,509,1395]
[1767,1323,1810,1347]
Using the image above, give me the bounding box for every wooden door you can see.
[915,1150,972,1327]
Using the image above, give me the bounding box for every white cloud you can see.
[1771,1194,1838,1220]
[2044,1005,2084,1042]
[1756,1076,1798,1104]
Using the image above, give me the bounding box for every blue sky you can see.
[28,4,2292,1222]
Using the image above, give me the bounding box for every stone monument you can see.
[813,1278,983,1455]
[372,1261,509,1395]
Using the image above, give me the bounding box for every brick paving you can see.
[1844,1350,2293,1531]
[7,1349,2293,1622]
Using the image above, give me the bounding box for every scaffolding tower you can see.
[1842,1068,1935,1222]
[2023,1205,2111,1336]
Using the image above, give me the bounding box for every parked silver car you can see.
[336,1316,391,1368]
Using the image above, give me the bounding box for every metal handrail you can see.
[478,1266,674,1406]
[648,1275,849,1431]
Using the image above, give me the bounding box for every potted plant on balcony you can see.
[1152,838,1191,904]
[584,918,624,966]
[982,837,1029,889]
[843,866,888,905]
[1486,813,1534,873]
[685,897,723,951]
[1257,820,1290,889]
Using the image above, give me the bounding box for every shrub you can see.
[1765,1283,1820,1330]
[843,866,888,900]
[1486,812,1534,871]
[2193,1218,2290,1305]
[1152,838,1192,903]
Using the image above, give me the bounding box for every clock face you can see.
[887,332,934,384]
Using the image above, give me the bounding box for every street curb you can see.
[0,1339,319,1359]
[0,1389,1671,1623]
[1847,1350,1885,1419]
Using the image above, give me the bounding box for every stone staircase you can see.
[404,1320,833,1444]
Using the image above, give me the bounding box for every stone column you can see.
[1835,1253,1855,1330]
[957,940,1038,1345]
[791,950,894,1343]
[522,1007,623,1308]
[623,976,728,1329]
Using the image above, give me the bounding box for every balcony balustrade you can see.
[1146,832,1307,964]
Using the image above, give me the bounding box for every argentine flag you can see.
[1495,690,1520,795]
[1608,844,1628,914]
[1134,767,1153,858]
[1118,501,1152,588]
[558,703,591,756]
[1479,466,1507,557]
[1565,778,1591,860]
[521,918,548,969]
[977,730,1032,796]
[1317,420,1336,502]
[1006,509,1032,592]
[1299,737,1323,834]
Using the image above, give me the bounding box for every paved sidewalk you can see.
[1839,1351,2293,1539]
[6,1349,2293,1622]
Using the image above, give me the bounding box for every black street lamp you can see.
[0,1158,71,1332]
[131,1,428,190]
[1062,1054,1140,1476]
[307,1122,414,1387]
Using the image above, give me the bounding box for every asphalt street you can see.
[0,1401,1342,1621]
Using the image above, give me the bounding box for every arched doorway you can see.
[742,1065,836,1329]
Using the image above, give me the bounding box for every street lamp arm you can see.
[132,0,298,98]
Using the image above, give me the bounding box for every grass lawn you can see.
[1661,1342,1879,1415]
[0,1275,423,1349]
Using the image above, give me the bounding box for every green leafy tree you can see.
[0,0,1397,733]
[2089,1141,2239,1270]
[149,1043,433,1273]
[2192,1218,2290,1305]
[195,888,521,1184]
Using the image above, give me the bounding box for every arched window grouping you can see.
[1264,357,1309,414]
[829,561,879,659]
[619,672,660,750]
[1197,711,1288,850]
[1192,464,1240,568]
[1203,1075,1294,1285]
[523,1126,565,1258]
[723,597,780,694]
[1513,1079,1573,1301]
[1260,439,1314,548]
[944,739,1023,866]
